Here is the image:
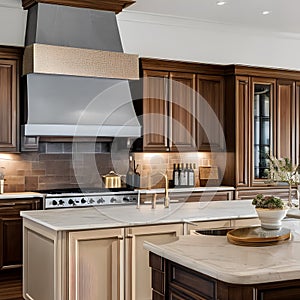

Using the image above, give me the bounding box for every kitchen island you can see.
[144,219,300,300]
[20,200,259,300]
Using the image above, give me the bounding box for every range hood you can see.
[22,3,141,138]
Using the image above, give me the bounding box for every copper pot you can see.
[102,171,122,189]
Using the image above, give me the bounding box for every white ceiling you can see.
[125,0,300,34]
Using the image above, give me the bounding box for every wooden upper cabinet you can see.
[296,82,300,167]
[0,60,16,151]
[169,72,196,151]
[275,80,296,163]
[0,54,20,153]
[143,70,169,151]
[235,76,250,187]
[196,74,225,151]
[250,77,276,186]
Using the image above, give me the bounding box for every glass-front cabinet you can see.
[251,78,275,184]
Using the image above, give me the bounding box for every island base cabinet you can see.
[149,253,300,300]
[23,219,64,300]
[68,228,125,300]
[125,224,183,300]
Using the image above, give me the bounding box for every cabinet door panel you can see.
[276,80,296,163]
[296,82,300,167]
[143,70,169,151]
[125,224,183,300]
[69,228,124,300]
[0,59,18,152]
[251,77,276,186]
[236,76,250,187]
[196,75,225,151]
[0,216,22,269]
[169,72,196,151]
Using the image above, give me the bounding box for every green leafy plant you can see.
[252,194,285,209]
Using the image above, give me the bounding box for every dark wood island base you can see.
[149,252,300,300]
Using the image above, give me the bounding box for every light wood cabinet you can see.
[69,228,125,300]
[23,221,183,300]
[125,224,183,300]
[0,47,22,153]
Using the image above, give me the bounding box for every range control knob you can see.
[52,200,58,206]
[81,198,86,204]
[123,197,130,202]
[59,200,64,205]
[110,197,117,203]
[89,198,95,204]
[97,198,105,204]
[68,199,75,205]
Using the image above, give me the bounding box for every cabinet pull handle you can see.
[126,233,134,238]
[117,235,124,240]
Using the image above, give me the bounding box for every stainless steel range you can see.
[39,188,140,209]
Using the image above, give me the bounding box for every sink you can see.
[195,228,233,236]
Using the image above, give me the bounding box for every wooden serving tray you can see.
[227,226,291,246]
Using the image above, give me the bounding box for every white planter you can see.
[255,208,288,230]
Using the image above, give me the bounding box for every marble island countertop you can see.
[21,200,258,231]
[144,219,300,285]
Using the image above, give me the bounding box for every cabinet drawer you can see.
[168,261,215,300]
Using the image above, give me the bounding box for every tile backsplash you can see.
[0,147,227,192]
[133,152,226,189]
[0,151,116,192]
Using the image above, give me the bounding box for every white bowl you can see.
[255,208,288,230]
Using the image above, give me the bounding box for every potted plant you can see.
[252,194,288,230]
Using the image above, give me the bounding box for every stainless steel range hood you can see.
[22,3,141,139]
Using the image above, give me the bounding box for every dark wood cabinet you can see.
[275,80,296,163]
[225,65,300,189]
[141,58,225,152]
[149,252,300,300]
[143,69,169,151]
[142,68,197,152]
[0,198,41,270]
[196,75,225,151]
[235,76,250,187]
[169,72,196,151]
[0,46,23,153]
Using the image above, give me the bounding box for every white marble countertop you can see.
[0,192,43,200]
[144,219,300,285]
[138,186,235,194]
[21,200,257,231]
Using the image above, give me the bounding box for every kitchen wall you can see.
[2,2,300,71]
[117,11,300,71]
